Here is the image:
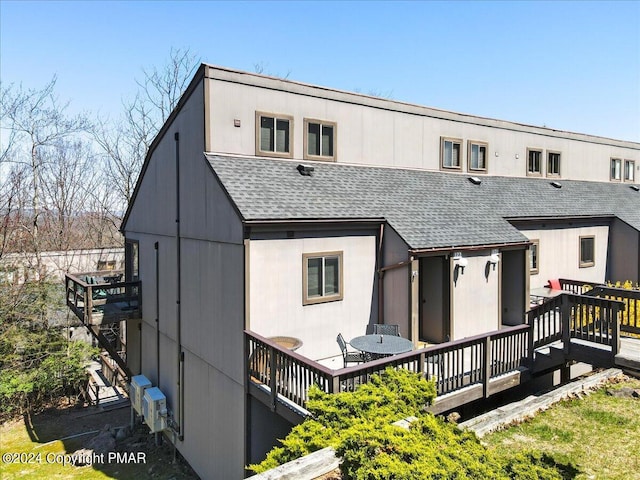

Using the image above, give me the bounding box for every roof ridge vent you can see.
[468,176,482,185]
[550,181,562,189]
[630,185,640,192]
[296,164,315,176]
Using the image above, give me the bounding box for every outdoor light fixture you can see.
[453,252,468,274]
[489,249,500,270]
[550,181,562,189]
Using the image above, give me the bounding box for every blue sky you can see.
[2,0,639,141]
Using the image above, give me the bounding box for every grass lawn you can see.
[484,377,640,480]
[0,405,197,479]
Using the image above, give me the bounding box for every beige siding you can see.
[248,236,377,361]
[521,225,610,288]
[206,75,639,182]
[451,251,501,340]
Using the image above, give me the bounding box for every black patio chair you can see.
[337,333,365,368]
[372,324,400,336]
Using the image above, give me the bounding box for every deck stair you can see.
[86,360,129,411]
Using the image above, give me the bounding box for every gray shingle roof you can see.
[206,154,640,250]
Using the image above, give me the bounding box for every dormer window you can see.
[624,160,635,182]
[441,137,462,170]
[304,119,336,162]
[547,151,561,177]
[611,158,622,181]
[256,112,293,158]
[468,141,488,172]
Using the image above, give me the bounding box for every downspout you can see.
[175,132,185,441]
[377,223,384,324]
[155,241,160,387]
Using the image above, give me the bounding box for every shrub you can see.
[248,368,574,479]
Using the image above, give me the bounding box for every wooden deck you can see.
[65,271,141,325]
[246,288,640,421]
[65,271,138,380]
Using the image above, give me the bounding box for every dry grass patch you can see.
[483,377,640,480]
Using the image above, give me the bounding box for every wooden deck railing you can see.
[527,293,624,355]
[65,271,141,325]
[558,278,602,295]
[246,324,531,413]
[100,351,129,391]
[584,286,640,335]
[528,295,564,348]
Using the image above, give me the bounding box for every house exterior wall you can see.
[248,235,377,361]
[205,70,639,182]
[519,224,610,289]
[451,250,501,340]
[608,219,640,283]
[381,225,411,337]
[123,76,247,480]
[0,247,124,283]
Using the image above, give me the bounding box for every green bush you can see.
[249,368,576,479]
[0,281,97,418]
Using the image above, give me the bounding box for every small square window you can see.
[611,158,622,181]
[441,137,462,170]
[255,112,293,158]
[547,151,561,177]
[468,141,488,172]
[529,240,539,275]
[624,160,635,182]
[304,119,336,161]
[527,149,542,176]
[579,236,595,268]
[303,252,343,305]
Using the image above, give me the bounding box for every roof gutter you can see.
[410,240,532,256]
[243,218,386,227]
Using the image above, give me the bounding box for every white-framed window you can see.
[625,160,635,182]
[468,141,488,172]
[527,148,542,176]
[579,236,595,268]
[255,112,293,158]
[529,240,539,275]
[611,158,622,181]
[304,119,336,161]
[302,251,343,305]
[547,151,561,177]
[441,137,462,170]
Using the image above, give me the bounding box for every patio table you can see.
[349,334,414,357]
